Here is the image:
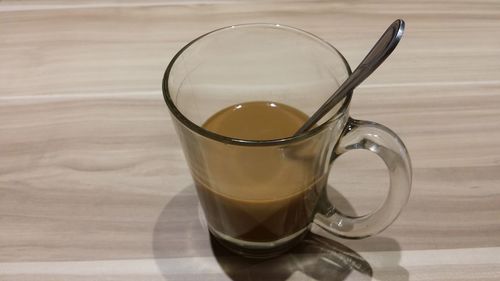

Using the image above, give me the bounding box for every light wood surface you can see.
[1,1,500,280]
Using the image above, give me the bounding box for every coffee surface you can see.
[202,101,308,140]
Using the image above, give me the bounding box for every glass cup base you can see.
[208,226,310,259]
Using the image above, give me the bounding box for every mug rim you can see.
[162,23,353,146]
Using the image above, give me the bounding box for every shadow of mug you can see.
[153,184,407,281]
[211,232,372,281]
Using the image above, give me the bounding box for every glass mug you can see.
[162,24,411,258]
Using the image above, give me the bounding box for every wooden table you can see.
[1,1,499,280]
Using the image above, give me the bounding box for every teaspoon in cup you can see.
[294,19,405,136]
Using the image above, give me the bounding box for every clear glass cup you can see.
[162,24,412,258]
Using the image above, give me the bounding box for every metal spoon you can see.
[294,19,405,136]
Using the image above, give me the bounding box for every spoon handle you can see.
[294,19,405,136]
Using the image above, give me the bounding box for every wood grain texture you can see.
[1,0,500,280]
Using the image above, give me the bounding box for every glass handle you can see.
[314,118,412,238]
